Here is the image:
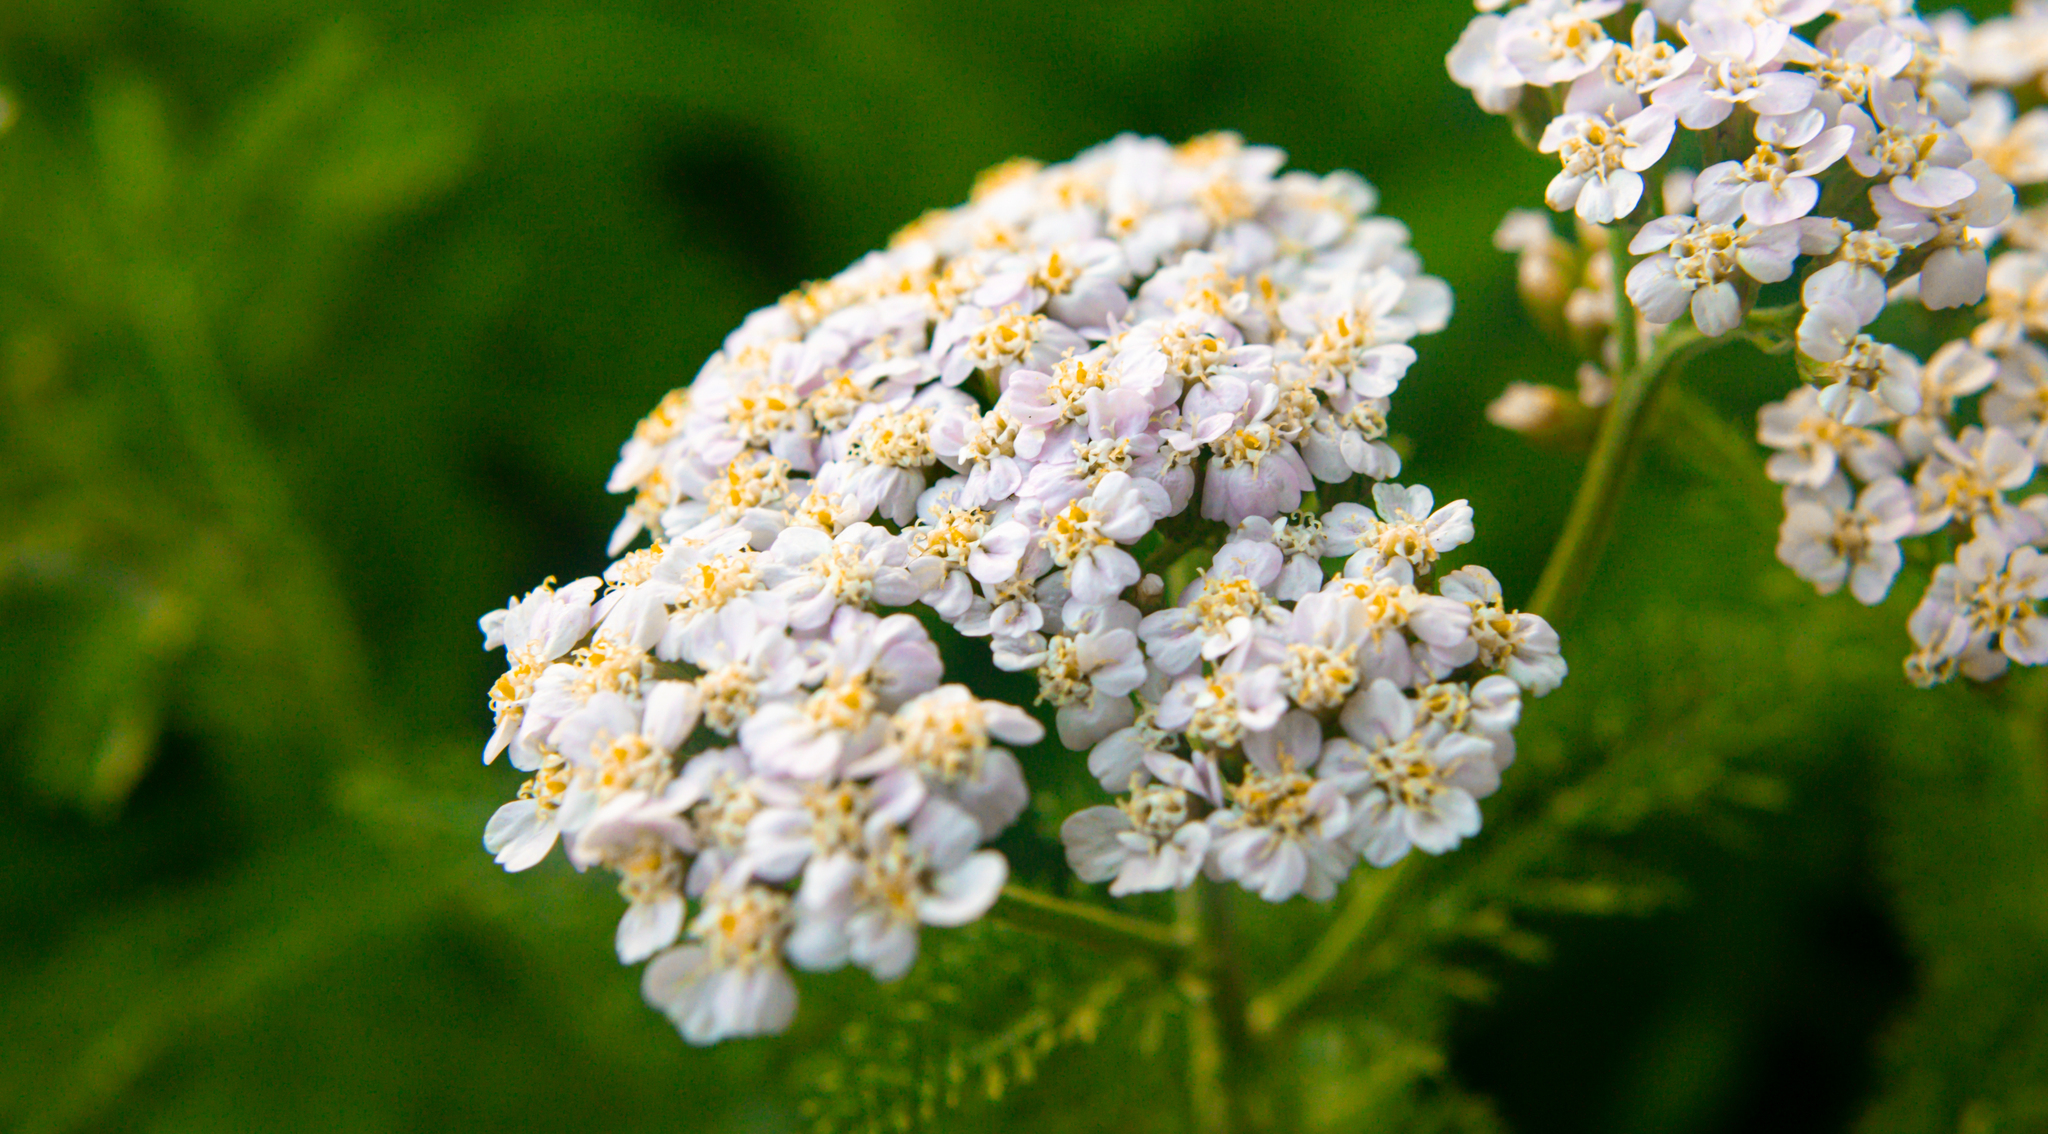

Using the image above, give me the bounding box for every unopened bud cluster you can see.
[1454,0,2048,686]
[477,134,1566,1045]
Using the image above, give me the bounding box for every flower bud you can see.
[1486,374,1602,450]
[1485,382,1568,434]
[1494,210,1575,337]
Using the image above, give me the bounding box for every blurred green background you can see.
[4,1,2046,1131]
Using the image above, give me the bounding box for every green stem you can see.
[1176,884,1245,1134]
[1182,970,1230,1134]
[1246,860,1407,1036]
[1525,237,1724,625]
[1527,379,1656,622]
[1197,882,1258,1132]
[1609,230,1641,385]
[1522,363,1670,625]
[989,885,1190,964]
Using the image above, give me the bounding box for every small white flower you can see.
[1322,484,1476,582]
[1233,513,1330,600]
[1034,470,1167,604]
[1800,229,1900,328]
[760,523,929,631]
[480,576,603,766]
[593,832,689,964]
[1907,535,2048,680]
[972,241,1132,334]
[1084,705,1184,790]
[1777,476,1916,604]
[1540,101,1679,224]
[656,529,771,652]
[1447,14,1528,115]
[1207,715,1353,903]
[1960,90,2048,187]
[931,406,1028,508]
[1973,250,2048,352]
[1653,16,1817,130]
[1898,340,2000,459]
[1804,15,1914,107]
[672,746,764,895]
[930,303,1088,388]
[1155,668,1287,751]
[740,610,942,780]
[1502,0,1624,87]
[1609,10,1697,96]
[1314,570,1478,690]
[739,778,892,886]
[1139,544,1289,674]
[1301,391,1401,485]
[1199,393,1317,527]
[1912,426,2040,543]
[1692,109,1853,226]
[1029,614,1148,749]
[1627,214,1798,335]
[1063,772,1216,896]
[785,818,1007,981]
[1438,566,1569,696]
[483,752,574,871]
[1268,592,1368,711]
[1320,680,1497,867]
[1796,308,1923,426]
[1983,341,2048,458]
[1873,159,2013,311]
[1278,267,1424,394]
[1757,386,1905,487]
[853,684,1042,838]
[1841,83,1979,210]
[642,885,799,1045]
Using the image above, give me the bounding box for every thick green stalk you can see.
[1182,967,1232,1134]
[1197,883,1259,1132]
[1176,883,1253,1134]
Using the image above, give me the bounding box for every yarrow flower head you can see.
[1456,0,2048,689]
[476,132,1563,1046]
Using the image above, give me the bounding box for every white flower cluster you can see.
[478,133,1566,1046]
[479,578,1035,1045]
[1453,0,1999,329]
[1454,0,2048,686]
[1063,511,1564,901]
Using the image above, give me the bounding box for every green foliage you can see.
[798,928,1160,1133]
[2,1,2045,1132]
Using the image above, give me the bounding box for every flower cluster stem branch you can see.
[1524,231,1727,625]
[1610,232,1641,385]
[1529,289,1780,624]
[1246,859,1408,1036]
[989,885,1191,964]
